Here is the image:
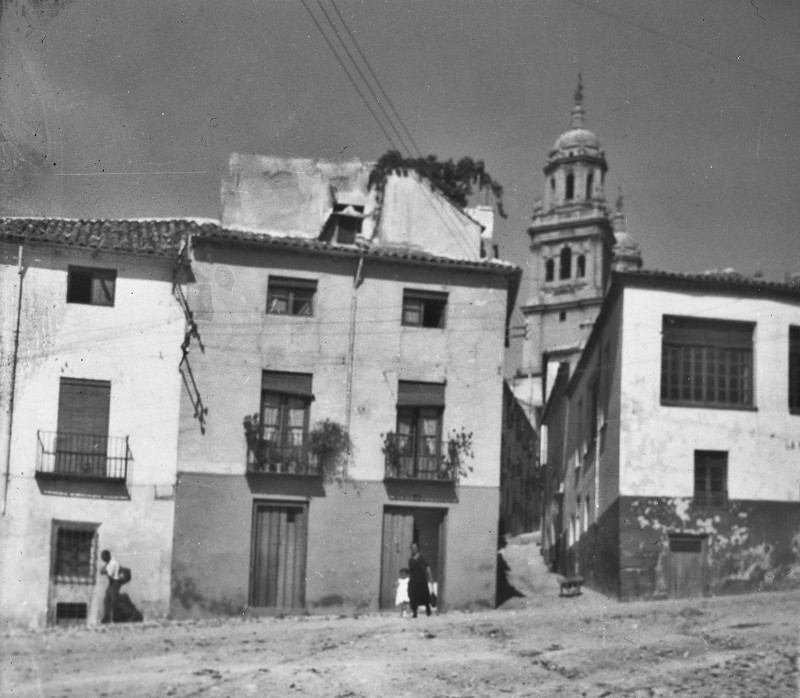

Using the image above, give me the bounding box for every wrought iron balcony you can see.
[246,441,320,476]
[693,490,728,508]
[36,431,130,482]
[383,433,457,482]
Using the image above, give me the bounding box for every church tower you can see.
[517,77,619,407]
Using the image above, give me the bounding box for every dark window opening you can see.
[559,310,567,322]
[559,247,572,280]
[550,178,555,192]
[660,315,754,408]
[67,267,116,306]
[56,602,88,625]
[250,371,314,474]
[790,326,800,413]
[545,259,555,282]
[321,204,364,245]
[402,290,447,328]
[577,254,586,278]
[54,525,97,583]
[586,172,594,199]
[669,535,703,553]
[267,277,317,317]
[694,450,728,507]
[565,173,574,200]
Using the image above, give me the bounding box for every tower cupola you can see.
[541,75,608,214]
[611,189,643,272]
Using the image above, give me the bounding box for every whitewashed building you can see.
[541,269,800,599]
[0,218,211,626]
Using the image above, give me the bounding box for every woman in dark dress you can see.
[407,542,432,618]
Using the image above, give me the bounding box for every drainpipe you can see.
[2,245,24,516]
[344,254,364,437]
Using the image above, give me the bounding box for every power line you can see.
[299,0,400,150]
[316,0,414,156]
[330,0,423,157]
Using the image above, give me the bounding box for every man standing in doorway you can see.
[100,549,121,623]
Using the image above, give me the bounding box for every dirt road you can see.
[2,539,798,697]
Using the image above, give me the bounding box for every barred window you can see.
[694,451,728,508]
[54,525,97,583]
[661,316,754,408]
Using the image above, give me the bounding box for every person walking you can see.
[100,549,121,623]
[407,542,432,618]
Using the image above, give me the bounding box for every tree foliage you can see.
[369,150,507,218]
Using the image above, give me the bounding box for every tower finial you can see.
[615,186,624,213]
[570,74,586,129]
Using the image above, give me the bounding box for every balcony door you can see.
[55,378,110,477]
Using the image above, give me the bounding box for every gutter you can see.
[2,245,24,516]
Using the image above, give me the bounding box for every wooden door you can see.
[380,509,414,609]
[250,503,307,609]
[665,535,706,598]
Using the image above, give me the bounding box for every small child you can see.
[395,567,410,617]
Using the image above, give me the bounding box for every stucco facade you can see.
[0,219,196,626]
[542,270,800,599]
[171,161,519,617]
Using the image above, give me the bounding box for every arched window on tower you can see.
[560,247,572,280]
[550,178,556,192]
[565,172,574,200]
[545,258,554,282]
[586,172,593,199]
[577,254,586,278]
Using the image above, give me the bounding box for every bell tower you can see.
[517,77,617,406]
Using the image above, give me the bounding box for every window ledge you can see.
[660,401,757,412]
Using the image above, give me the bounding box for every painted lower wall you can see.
[577,496,800,600]
[171,472,499,617]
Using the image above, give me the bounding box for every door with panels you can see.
[250,502,308,609]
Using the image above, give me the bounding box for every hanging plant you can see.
[308,419,354,483]
[443,427,475,480]
[368,150,507,219]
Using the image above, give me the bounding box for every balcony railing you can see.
[36,431,130,482]
[246,441,320,476]
[693,490,728,508]
[383,433,457,482]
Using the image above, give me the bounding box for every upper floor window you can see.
[790,326,800,414]
[321,204,363,245]
[661,315,753,408]
[267,277,316,317]
[250,371,314,474]
[586,172,593,199]
[545,258,555,282]
[559,247,572,280]
[55,378,111,477]
[576,254,586,278]
[67,266,116,307]
[402,290,447,328]
[386,381,446,480]
[694,450,727,507]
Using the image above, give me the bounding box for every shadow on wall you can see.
[495,552,524,607]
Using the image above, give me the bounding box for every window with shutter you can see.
[67,267,116,306]
[55,378,110,476]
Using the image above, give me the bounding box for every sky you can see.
[1,0,799,299]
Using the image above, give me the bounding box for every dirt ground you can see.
[2,536,798,698]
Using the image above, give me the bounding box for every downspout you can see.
[344,254,364,438]
[2,245,24,516]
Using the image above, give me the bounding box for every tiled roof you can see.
[618,268,800,297]
[0,218,218,258]
[197,226,521,275]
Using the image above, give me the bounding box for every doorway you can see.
[380,506,446,609]
[664,534,707,598]
[250,501,308,609]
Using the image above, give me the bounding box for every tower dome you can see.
[548,74,603,162]
[539,75,608,215]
